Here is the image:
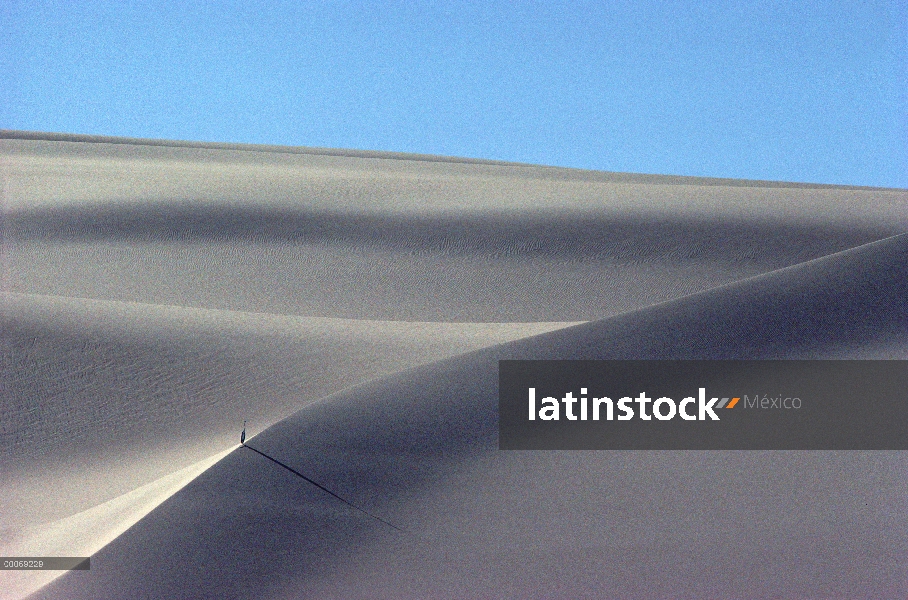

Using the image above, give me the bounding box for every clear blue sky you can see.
[2,1,906,187]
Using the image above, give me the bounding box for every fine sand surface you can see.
[1,131,906,598]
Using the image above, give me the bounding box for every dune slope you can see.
[39,234,908,599]
[1,133,905,599]
[4,134,907,322]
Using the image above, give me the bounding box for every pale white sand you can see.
[5,135,907,323]
[1,132,906,598]
[0,447,233,600]
[1,293,576,534]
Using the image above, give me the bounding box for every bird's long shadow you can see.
[241,442,404,532]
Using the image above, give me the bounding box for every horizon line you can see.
[1,129,905,192]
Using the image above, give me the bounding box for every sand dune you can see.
[1,293,575,529]
[37,233,908,599]
[4,133,907,321]
[1,294,575,598]
[0,447,233,600]
[1,132,906,598]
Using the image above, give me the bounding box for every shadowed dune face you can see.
[1,136,907,599]
[41,234,908,599]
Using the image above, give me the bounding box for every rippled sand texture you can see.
[2,131,906,599]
